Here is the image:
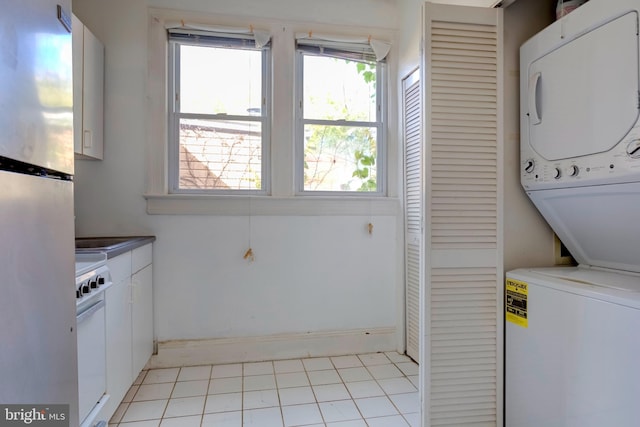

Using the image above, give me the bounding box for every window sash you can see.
[295,49,386,195]
[168,36,270,194]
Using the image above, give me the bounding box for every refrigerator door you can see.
[0,0,74,175]
[0,171,78,427]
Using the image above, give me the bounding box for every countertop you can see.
[75,236,156,259]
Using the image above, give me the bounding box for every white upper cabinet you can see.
[72,14,104,160]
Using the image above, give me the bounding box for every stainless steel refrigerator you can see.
[0,1,78,426]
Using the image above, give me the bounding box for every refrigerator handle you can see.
[529,72,542,125]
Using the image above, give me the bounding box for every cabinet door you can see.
[72,14,84,155]
[105,279,133,415]
[81,25,104,159]
[132,264,153,376]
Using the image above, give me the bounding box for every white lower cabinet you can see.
[132,245,154,376]
[100,243,153,422]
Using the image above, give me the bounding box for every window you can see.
[296,38,386,194]
[168,30,270,193]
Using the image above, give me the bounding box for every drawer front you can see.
[132,244,152,274]
[107,252,131,284]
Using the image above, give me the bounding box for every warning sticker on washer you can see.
[506,278,528,328]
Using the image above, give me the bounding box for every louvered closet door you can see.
[422,4,503,427]
[403,69,422,362]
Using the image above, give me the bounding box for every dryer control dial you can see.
[626,139,640,158]
[567,165,579,177]
[553,168,562,179]
[524,159,535,173]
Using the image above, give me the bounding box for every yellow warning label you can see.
[506,278,528,328]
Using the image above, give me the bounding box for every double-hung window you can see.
[168,29,270,194]
[296,36,387,194]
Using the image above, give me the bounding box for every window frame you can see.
[167,30,272,195]
[295,42,387,196]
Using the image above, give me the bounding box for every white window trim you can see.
[145,8,400,216]
[145,193,400,216]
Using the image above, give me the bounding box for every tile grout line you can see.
[157,367,177,423]
[113,353,418,427]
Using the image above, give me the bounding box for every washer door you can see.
[525,12,639,161]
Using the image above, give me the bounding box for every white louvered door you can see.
[422,4,503,427]
[403,69,422,362]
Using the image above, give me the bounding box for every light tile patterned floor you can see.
[109,352,419,427]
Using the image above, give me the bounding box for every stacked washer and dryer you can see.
[505,0,640,426]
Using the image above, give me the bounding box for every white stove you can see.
[75,252,112,427]
[75,252,109,300]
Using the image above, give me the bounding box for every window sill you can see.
[144,194,401,216]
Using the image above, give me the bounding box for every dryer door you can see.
[525,12,639,161]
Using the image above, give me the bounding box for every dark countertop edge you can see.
[75,236,156,259]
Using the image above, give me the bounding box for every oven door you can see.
[77,298,106,424]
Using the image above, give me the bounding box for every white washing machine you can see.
[505,267,640,427]
[507,0,640,425]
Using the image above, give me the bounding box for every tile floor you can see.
[109,352,420,427]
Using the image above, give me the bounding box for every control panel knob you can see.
[76,289,82,299]
[553,168,561,179]
[97,276,105,286]
[82,284,90,294]
[90,280,98,289]
[626,139,640,158]
[567,165,579,177]
[524,159,535,174]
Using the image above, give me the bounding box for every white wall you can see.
[397,0,422,79]
[72,0,402,347]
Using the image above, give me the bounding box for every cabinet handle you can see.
[83,130,92,148]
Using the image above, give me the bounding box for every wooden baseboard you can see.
[146,327,397,368]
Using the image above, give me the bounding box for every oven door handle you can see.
[76,300,105,325]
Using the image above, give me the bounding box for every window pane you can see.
[303,55,376,121]
[179,45,262,116]
[303,124,377,192]
[178,118,262,190]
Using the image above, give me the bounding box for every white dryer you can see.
[507,0,640,425]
